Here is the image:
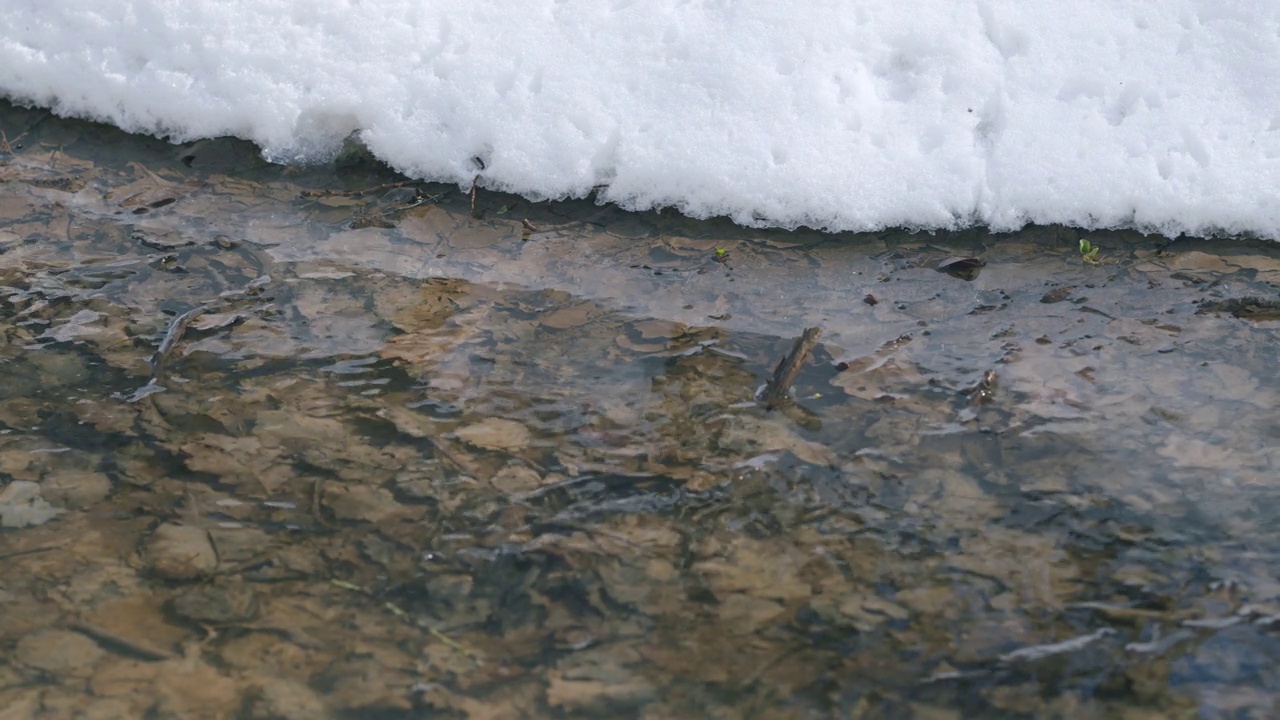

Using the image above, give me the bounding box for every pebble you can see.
[40,470,112,509]
[0,480,63,528]
[170,583,260,625]
[145,523,218,580]
[323,484,406,523]
[455,418,531,452]
[245,678,331,720]
[15,629,105,676]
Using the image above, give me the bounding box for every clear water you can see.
[1,100,1279,719]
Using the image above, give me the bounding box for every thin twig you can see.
[150,304,210,379]
[310,478,335,528]
[1,113,47,155]
[327,579,483,664]
[519,213,611,237]
[740,644,802,689]
[760,327,822,410]
[384,601,484,662]
[300,180,420,198]
[0,540,72,561]
[71,622,174,662]
[427,436,474,475]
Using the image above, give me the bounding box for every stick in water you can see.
[150,305,210,380]
[760,327,822,410]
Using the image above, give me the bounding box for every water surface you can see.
[1,100,1279,719]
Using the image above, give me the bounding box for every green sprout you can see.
[715,248,727,256]
[1078,238,1101,264]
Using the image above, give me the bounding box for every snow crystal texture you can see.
[2,1,1278,237]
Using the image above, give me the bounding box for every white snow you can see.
[2,1,1278,238]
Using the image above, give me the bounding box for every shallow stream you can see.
[1,100,1278,719]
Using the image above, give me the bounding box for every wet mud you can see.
[1,100,1279,719]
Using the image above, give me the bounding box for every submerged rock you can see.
[144,523,218,580]
[245,678,331,720]
[40,470,113,509]
[0,480,63,528]
[455,418,531,452]
[322,484,408,524]
[169,582,260,625]
[15,629,105,676]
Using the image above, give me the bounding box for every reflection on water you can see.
[1,100,1279,718]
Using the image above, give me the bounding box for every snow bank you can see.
[2,1,1277,237]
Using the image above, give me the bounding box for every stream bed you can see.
[1,100,1279,719]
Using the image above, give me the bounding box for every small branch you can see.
[385,601,483,662]
[300,180,420,198]
[0,540,71,561]
[71,622,174,662]
[759,327,822,410]
[150,304,210,380]
[328,579,483,664]
[310,478,335,529]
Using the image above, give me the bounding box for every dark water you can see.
[1,99,1279,719]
